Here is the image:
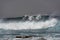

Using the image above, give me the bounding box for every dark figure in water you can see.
[16,36,32,38]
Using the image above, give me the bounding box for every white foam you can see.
[0,18,58,30]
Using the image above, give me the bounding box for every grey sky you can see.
[0,0,60,18]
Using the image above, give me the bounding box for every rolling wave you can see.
[0,16,58,30]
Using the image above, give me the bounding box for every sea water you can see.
[0,16,60,40]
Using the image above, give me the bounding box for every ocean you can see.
[0,16,60,40]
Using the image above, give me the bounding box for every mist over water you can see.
[0,15,58,30]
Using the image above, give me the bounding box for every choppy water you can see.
[0,16,60,40]
[0,37,59,40]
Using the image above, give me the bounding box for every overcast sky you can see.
[0,0,60,18]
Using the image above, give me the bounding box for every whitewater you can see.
[0,18,58,30]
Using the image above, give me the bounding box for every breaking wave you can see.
[0,16,58,30]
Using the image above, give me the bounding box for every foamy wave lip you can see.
[0,17,58,30]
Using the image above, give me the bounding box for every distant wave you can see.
[0,16,58,30]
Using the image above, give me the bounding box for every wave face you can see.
[0,16,58,30]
